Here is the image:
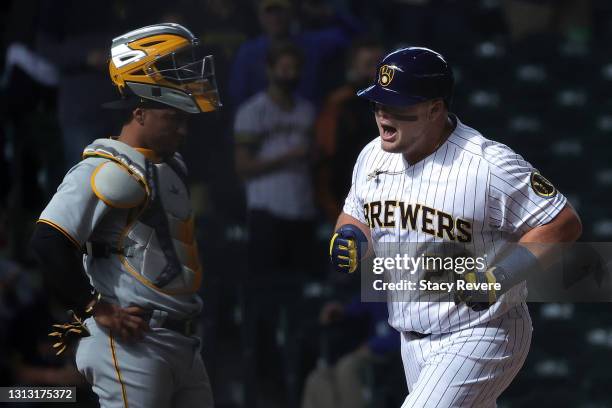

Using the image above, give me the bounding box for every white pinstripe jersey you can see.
[343,115,567,334]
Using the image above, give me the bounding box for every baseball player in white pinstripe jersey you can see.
[329,47,582,407]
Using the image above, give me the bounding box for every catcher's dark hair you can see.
[266,41,303,67]
[111,97,177,125]
[119,108,136,126]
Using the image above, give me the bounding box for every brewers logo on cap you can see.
[379,65,395,87]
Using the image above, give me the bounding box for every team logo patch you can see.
[379,65,395,87]
[530,171,557,197]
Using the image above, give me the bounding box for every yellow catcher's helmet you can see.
[108,23,221,113]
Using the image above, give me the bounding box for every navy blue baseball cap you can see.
[357,47,454,108]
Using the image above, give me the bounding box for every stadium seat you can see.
[591,219,612,241]
[465,41,512,87]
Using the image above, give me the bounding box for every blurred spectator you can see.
[228,0,361,108]
[234,43,317,405]
[301,298,400,408]
[7,295,84,386]
[177,1,251,226]
[502,0,592,44]
[35,0,165,168]
[0,258,23,386]
[0,127,7,207]
[0,206,7,255]
[199,0,255,63]
[0,0,62,258]
[4,289,97,406]
[0,260,95,406]
[315,37,383,222]
[234,41,316,277]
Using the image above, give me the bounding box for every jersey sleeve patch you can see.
[91,162,147,209]
[530,171,557,198]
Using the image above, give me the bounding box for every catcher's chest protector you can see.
[84,138,201,295]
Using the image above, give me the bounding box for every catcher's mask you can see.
[106,23,221,113]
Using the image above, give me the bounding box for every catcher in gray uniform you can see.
[30,23,220,408]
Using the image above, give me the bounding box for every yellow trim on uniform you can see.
[134,148,162,163]
[183,241,201,273]
[176,217,195,244]
[85,149,201,295]
[117,208,202,296]
[119,255,201,295]
[109,333,129,408]
[90,162,145,209]
[82,152,151,199]
[36,219,81,249]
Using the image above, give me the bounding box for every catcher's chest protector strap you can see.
[165,154,190,197]
[82,138,188,290]
[138,163,186,288]
[83,138,151,190]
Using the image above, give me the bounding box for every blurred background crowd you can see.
[0,0,611,406]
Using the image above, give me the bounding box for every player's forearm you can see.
[335,212,372,252]
[335,212,369,232]
[236,156,290,178]
[476,204,582,298]
[518,204,582,266]
[457,205,582,310]
[235,148,294,179]
[329,212,373,273]
[30,223,94,314]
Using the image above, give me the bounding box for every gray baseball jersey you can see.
[39,153,202,320]
[38,139,212,408]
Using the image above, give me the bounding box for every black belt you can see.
[85,242,134,257]
[161,317,199,337]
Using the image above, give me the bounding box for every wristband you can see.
[495,244,541,292]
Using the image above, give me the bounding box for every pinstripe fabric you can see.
[399,305,531,408]
[341,115,562,405]
[342,115,566,334]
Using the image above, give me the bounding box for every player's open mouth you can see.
[381,124,398,141]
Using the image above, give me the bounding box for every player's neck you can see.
[117,126,161,158]
[267,86,295,111]
[403,116,455,165]
[117,126,145,149]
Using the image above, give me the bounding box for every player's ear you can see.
[428,99,443,121]
[133,108,145,126]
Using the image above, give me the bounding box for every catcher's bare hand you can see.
[94,301,150,342]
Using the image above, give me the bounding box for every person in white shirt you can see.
[234,41,317,277]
